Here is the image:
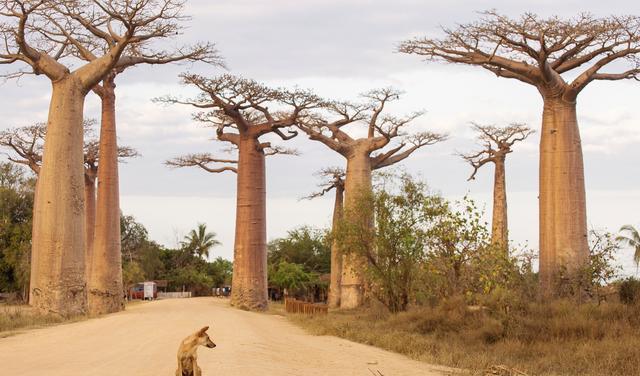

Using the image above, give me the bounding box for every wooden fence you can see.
[284,297,328,315]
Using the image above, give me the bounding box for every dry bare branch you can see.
[400,11,640,100]
[165,152,238,174]
[155,73,323,151]
[303,167,345,200]
[460,122,534,181]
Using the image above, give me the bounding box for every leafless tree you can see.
[55,6,221,315]
[460,123,534,252]
[0,0,210,315]
[157,73,322,311]
[400,10,640,294]
[297,88,447,308]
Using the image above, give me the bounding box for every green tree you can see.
[181,223,221,260]
[338,175,446,312]
[120,214,149,264]
[424,196,494,298]
[122,262,145,294]
[617,225,640,268]
[0,163,34,300]
[268,226,331,275]
[270,261,317,292]
[207,257,233,288]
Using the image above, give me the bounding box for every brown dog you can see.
[175,326,216,376]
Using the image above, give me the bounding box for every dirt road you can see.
[0,298,454,375]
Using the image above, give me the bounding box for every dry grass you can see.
[0,305,79,337]
[0,300,144,337]
[290,299,640,376]
[267,301,285,316]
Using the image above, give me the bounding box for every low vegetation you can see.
[0,305,81,337]
[289,173,640,375]
[292,298,640,376]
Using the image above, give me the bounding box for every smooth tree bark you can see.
[298,89,447,308]
[400,11,640,295]
[304,167,345,308]
[0,0,193,315]
[83,134,137,313]
[84,159,98,286]
[44,0,220,315]
[159,74,321,311]
[460,123,534,253]
[90,77,120,315]
[0,122,136,305]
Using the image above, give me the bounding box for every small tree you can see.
[267,226,331,275]
[208,257,233,288]
[269,261,317,297]
[460,123,534,253]
[337,175,434,312]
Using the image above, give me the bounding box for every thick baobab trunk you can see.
[84,174,96,286]
[491,157,508,253]
[89,81,124,315]
[31,78,87,316]
[231,138,268,311]
[327,184,344,309]
[539,97,589,295]
[340,150,373,309]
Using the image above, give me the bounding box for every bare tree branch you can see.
[303,167,345,200]
[165,152,238,174]
[0,119,138,176]
[156,73,324,153]
[459,122,534,181]
[400,11,640,101]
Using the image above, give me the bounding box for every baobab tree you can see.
[304,167,345,308]
[460,123,534,253]
[0,123,137,302]
[400,11,640,294]
[298,88,447,308]
[159,74,322,310]
[45,3,220,315]
[0,0,205,315]
[82,138,137,304]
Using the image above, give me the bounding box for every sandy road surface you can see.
[0,298,455,376]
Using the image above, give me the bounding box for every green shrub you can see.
[619,277,640,304]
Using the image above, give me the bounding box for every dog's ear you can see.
[197,326,209,336]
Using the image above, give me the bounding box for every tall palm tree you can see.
[617,225,640,268]
[182,223,221,260]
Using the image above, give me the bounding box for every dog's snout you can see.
[207,343,216,348]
